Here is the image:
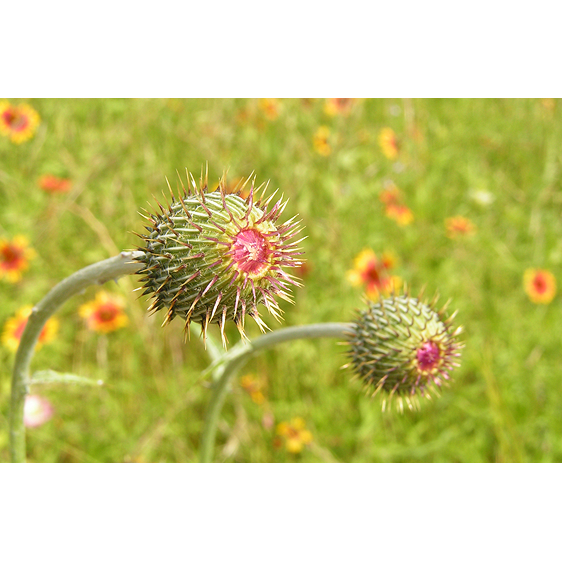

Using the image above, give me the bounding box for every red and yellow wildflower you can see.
[38,174,72,194]
[347,249,402,300]
[2,306,59,352]
[324,98,354,116]
[385,204,414,226]
[275,417,313,453]
[378,127,399,160]
[259,98,280,120]
[0,101,40,144]
[313,126,331,156]
[240,374,266,405]
[0,236,36,283]
[79,291,129,333]
[524,269,556,304]
[445,216,476,238]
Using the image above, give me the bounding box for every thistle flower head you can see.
[343,292,463,412]
[134,168,304,346]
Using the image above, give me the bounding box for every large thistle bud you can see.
[343,292,463,412]
[134,169,304,346]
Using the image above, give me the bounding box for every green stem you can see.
[9,251,144,463]
[199,322,351,463]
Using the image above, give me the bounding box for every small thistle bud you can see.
[343,293,463,412]
[134,169,304,346]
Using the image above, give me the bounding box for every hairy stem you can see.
[199,322,351,463]
[9,251,144,463]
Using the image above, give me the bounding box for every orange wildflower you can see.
[540,99,556,112]
[324,98,354,116]
[220,176,253,199]
[79,291,129,333]
[236,108,250,124]
[385,204,414,226]
[378,127,399,160]
[0,101,40,144]
[524,269,556,304]
[38,174,72,194]
[259,98,280,120]
[313,126,331,156]
[347,249,401,300]
[297,261,311,279]
[445,216,476,238]
[2,306,59,352]
[240,374,266,405]
[379,182,403,207]
[275,417,313,454]
[0,236,36,283]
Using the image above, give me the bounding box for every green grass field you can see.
[1,98,561,462]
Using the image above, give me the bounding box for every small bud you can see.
[134,169,304,346]
[343,293,463,412]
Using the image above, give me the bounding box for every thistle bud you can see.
[343,293,463,412]
[134,170,304,346]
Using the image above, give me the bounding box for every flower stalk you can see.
[9,251,144,463]
[199,322,350,462]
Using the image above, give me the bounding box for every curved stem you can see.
[9,251,144,463]
[199,322,351,463]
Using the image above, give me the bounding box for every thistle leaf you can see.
[30,370,104,387]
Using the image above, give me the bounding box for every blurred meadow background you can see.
[1,98,561,463]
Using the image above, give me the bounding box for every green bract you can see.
[135,171,304,346]
[344,294,463,412]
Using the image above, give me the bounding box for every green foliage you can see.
[1,98,561,462]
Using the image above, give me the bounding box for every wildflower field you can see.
[1,98,561,463]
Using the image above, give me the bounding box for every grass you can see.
[1,98,561,463]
